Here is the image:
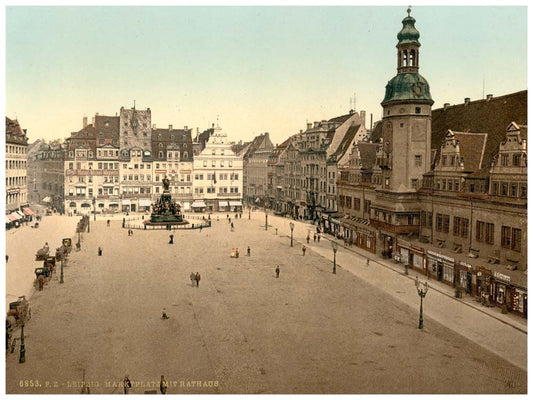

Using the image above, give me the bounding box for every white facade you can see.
[192,125,243,212]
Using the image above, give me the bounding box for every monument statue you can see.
[162,176,170,192]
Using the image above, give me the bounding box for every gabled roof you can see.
[452,131,487,171]
[330,124,361,160]
[328,112,354,124]
[431,90,527,169]
[6,117,29,145]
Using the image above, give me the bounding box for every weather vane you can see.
[407,6,411,16]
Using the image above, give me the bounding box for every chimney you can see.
[464,98,470,105]
[307,123,312,130]
[370,113,373,130]
[300,129,303,134]
[360,110,366,129]
[152,124,156,129]
[184,125,188,130]
[486,94,493,101]
[83,116,88,128]
[197,127,199,134]
[314,121,319,128]
[169,124,173,130]
[444,103,450,110]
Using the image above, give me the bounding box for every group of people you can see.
[231,248,240,258]
[306,233,320,244]
[127,229,134,236]
[190,272,201,287]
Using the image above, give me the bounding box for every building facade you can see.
[192,125,243,212]
[6,117,29,215]
[242,132,274,206]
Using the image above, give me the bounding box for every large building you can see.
[5,117,29,215]
[336,10,527,317]
[242,132,274,206]
[192,124,243,212]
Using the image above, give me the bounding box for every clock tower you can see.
[380,8,433,192]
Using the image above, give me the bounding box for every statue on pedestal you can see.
[162,176,170,192]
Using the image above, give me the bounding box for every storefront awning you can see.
[219,201,229,207]
[98,203,105,207]
[109,203,119,207]
[42,196,51,203]
[139,199,151,207]
[183,202,190,211]
[14,211,25,219]
[191,200,206,208]
[7,214,19,222]
[122,199,131,205]
[229,201,242,206]
[22,207,34,216]
[81,203,91,208]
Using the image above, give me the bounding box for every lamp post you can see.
[331,241,338,274]
[265,210,268,231]
[415,277,429,329]
[289,222,294,247]
[60,258,64,284]
[248,207,251,220]
[19,323,25,363]
[92,196,96,221]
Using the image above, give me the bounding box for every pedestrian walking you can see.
[190,272,196,286]
[275,265,280,278]
[236,248,240,258]
[107,219,110,227]
[317,234,320,243]
[247,246,251,256]
[98,247,103,256]
[122,217,125,228]
[5,255,8,263]
[169,234,174,244]
[195,272,201,287]
[366,258,370,267]
[275,228,278,235]
[200,225,203,232]
[306,235,310,244]
[123,376,132,394]
[313,233,317,242]
[302,245,306,256]
[160,375,168,394]
[161,309,169,319]
[38,274,45,291]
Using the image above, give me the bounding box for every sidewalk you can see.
[261,212,527,371]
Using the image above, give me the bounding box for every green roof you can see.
[381,73,434,105]
[397,15,420,46]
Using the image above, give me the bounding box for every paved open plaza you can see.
[5,211,527,394]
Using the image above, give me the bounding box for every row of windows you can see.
[97,149,119,157]
[498,153,526,167]
[123,175,152,181]
[202,160,233,168]
[123,163,152,170]
[194,173,239,181]
[6,176,27,187]
[492,182,527,198]
[194,187,240,194]
[6,145,27,155]
[6,160,27,170]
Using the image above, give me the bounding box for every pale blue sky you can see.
[5,5,528,145]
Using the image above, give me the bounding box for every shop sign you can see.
[427,250,454,263]
[459,261,472,268]
[493,271,511,283]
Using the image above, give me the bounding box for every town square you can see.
[4,4,528,396]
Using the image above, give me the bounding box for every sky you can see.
[4,3,528,146]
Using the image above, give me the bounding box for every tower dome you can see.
[397,9,420,45]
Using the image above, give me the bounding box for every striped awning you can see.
[14,211,25,219]
[22,207,34,216]
[191,200,206,208]
[229,201,242,206]
[218,201,229,207]
[7,214,19,222]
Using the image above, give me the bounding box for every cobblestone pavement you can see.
[5,211,527,394]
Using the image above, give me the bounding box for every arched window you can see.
[183,152,188,160]
[159,151,163,158]
[409,50,416,66]
[159,143,163,148]
[403,50,408,66]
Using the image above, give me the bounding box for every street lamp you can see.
[415,277,429,329]
[289,222,294,247]
[331,241,338,274]
[19,323,25,363]
[248,207,251,220]
[60,258,64,284]
[265,210,268,231]
[92,196,96,221]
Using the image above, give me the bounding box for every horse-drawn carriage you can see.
[6,296,31,332]
[35,243,50,261]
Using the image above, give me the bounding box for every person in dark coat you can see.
[195,272,201,287]
[302,245,306,256]
[169,234,174,244]
[275,265,280,278]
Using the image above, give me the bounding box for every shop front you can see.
[139,198,151,212]
[475,266,492,300]
[229,200,243,212]
[427,250,455,286]
[397,240,425,274]
[454,261,474,295]
[510,287,527,318]
[218,201,229,212]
